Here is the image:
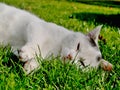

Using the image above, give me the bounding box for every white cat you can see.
[0,3,112,74]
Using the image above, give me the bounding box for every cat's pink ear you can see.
[87,25,102,43]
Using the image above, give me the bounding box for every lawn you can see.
[0,0,120,89]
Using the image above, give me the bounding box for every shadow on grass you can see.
[70,12,120,27]
[2,52,24,75]
[67,0,120,8]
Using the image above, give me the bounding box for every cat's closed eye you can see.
[97,56,102,62]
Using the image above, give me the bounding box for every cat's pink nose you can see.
[102,64,112,71]
[100,59,113,71]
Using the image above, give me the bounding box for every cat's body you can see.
[0,3,112,74]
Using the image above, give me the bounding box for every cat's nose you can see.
[100,59,113,71]
[102,63,112,71]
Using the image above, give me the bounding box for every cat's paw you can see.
[23,59,39,74]
[18,47,34,62]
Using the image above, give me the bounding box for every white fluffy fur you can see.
[0,3,112,74]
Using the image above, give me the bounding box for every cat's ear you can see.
[87,25,103,43]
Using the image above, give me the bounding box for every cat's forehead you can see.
[76,33,98,46]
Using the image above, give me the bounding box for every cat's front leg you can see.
[23,59,39,74]
[18,43,40,74]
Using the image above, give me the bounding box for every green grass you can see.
[0,0,120,89]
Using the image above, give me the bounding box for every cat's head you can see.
[61,25,112,70]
